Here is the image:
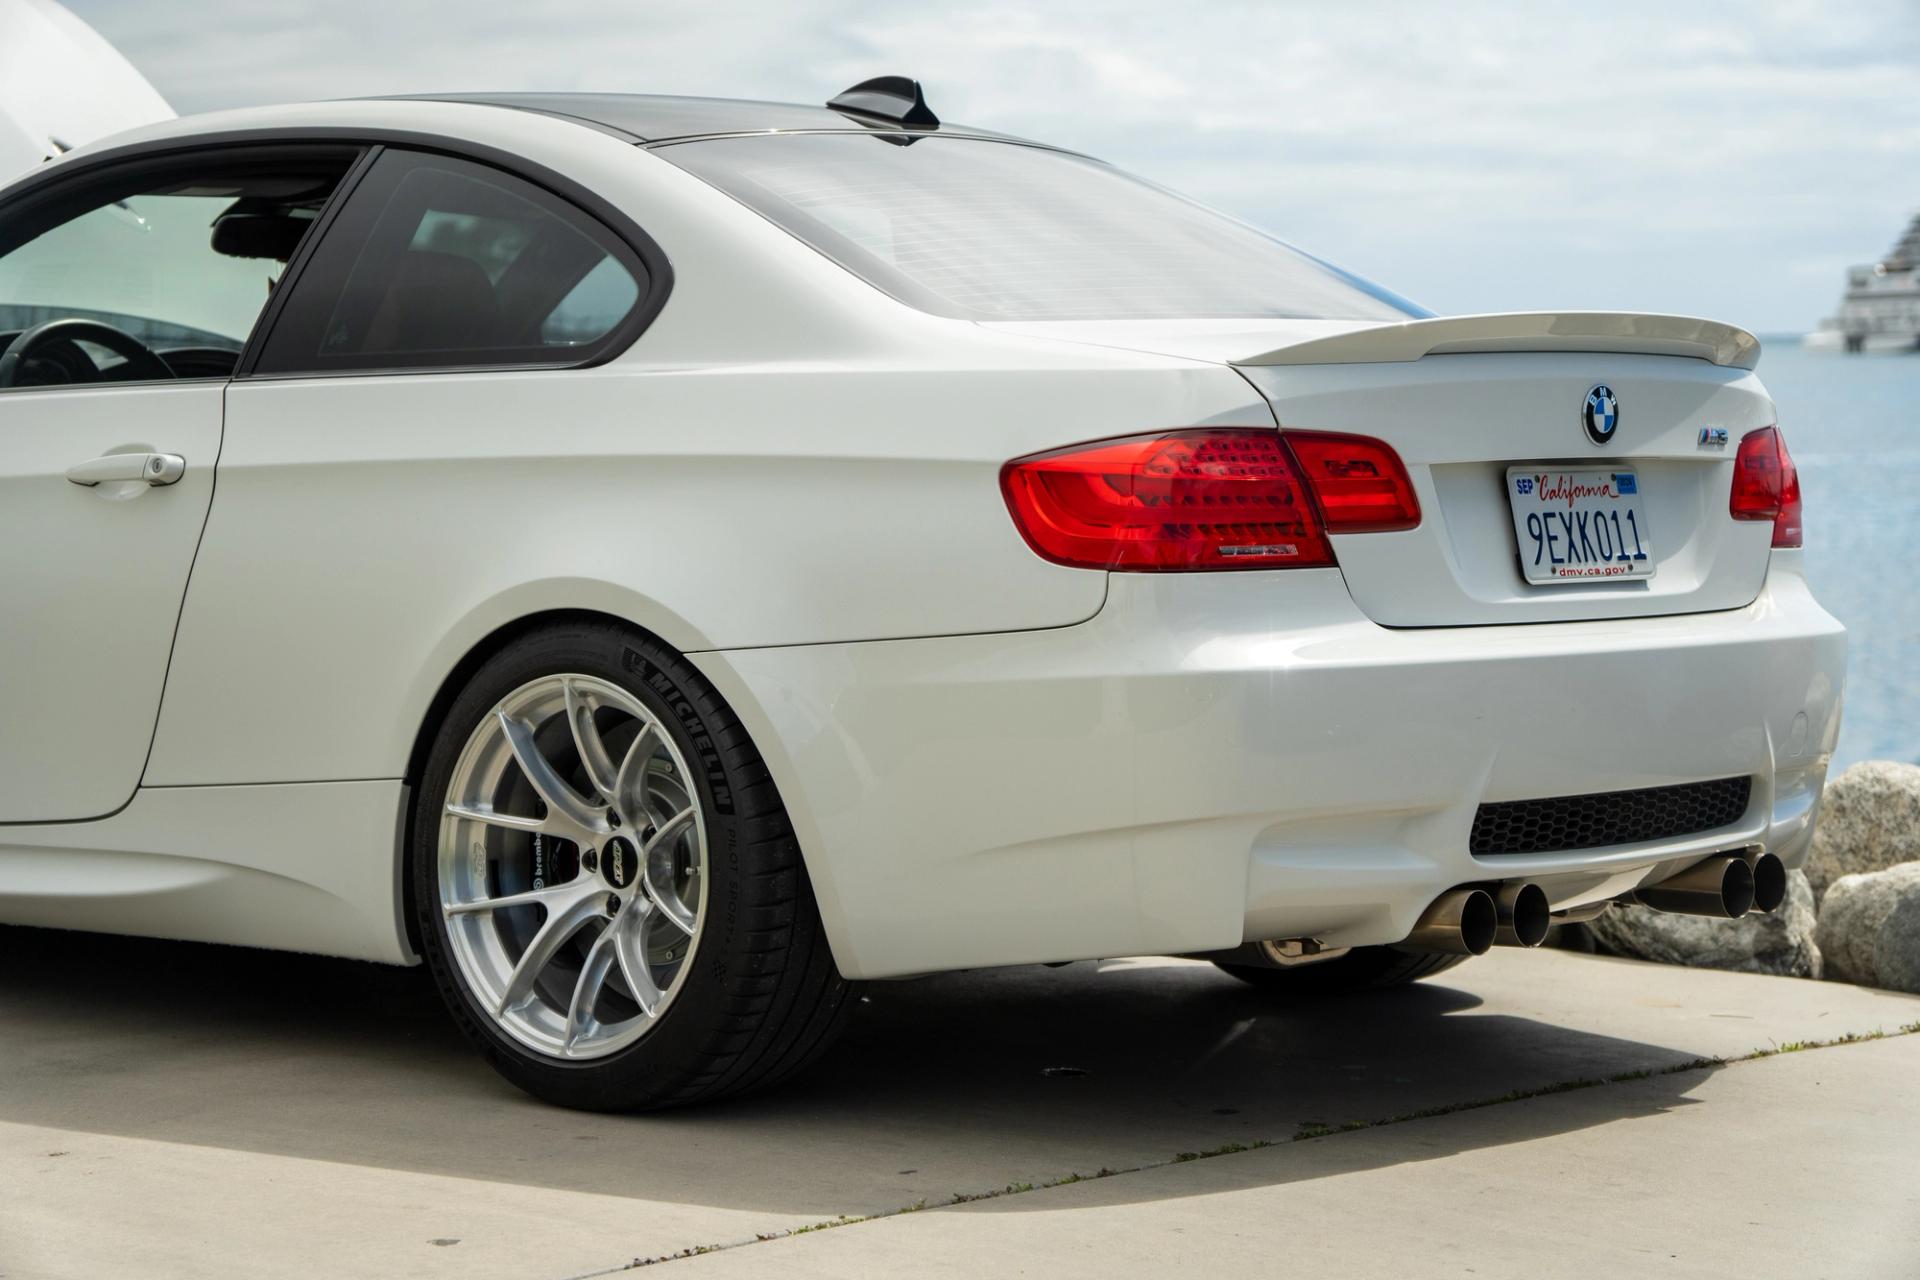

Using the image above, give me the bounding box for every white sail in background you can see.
[0,0,173,182]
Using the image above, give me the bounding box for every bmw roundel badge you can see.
[1582,384,1619,445]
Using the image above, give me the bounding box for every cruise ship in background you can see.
[1806,212,1920,354]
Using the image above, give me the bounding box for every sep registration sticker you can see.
[1506,468,1654,585]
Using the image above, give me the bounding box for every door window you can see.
[254,150,649,374]
[0,149,359,388]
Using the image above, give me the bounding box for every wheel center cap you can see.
[600,836,638,890]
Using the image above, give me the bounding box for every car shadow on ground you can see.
[0,926,1721,1218]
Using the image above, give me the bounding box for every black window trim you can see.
[0,126,675,384]
[233,143,382,378]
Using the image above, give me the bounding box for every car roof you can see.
[7,91,1052,203]
[395,92,1030,146]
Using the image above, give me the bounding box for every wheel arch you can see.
[399,577,715,789]
[395,605,672,958]
[392,599,855,977]
[402,607,638,790]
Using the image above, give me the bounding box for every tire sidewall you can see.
[411,626,750,1108]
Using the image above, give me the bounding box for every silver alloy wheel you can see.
[437,674,707,1060]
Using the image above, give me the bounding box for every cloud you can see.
[65,0,1920,329]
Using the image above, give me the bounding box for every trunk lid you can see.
[989,312,1777,626]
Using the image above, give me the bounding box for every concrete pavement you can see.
[1,927,1917,1278]
[676,1033,1920,1280]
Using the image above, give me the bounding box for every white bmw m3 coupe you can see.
[0,77,1845,1109]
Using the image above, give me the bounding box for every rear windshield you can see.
[658,133,1425,323]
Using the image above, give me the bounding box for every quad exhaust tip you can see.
[1408,855,1777,956]
[1407,887,1497,956]
[1635,854,1754,919]
[1749,852,1787,914]
[1493,882,1551,948]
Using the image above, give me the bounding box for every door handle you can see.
[65,452,186,487]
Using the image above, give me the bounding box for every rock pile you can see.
[1805,761,1920,903]
[1815,864,1920,993]
[1588,869,1821,978]
[1581,760,1920,993]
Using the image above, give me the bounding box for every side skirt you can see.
[0,779,414,964]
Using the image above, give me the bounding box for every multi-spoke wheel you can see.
[439,674,705,1059]
[412,622,855,1110]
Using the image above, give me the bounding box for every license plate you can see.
[1505,467,1653,584]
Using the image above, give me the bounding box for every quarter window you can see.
[255,150,648,374]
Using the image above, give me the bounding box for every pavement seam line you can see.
[575,1018,1920,1274]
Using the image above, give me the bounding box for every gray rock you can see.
[1813,862,1920,993]
[1806,761,1920,904]
[1588,868,1821,979]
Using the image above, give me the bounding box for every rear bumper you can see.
[694,553,1846,980]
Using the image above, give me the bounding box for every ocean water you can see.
[1759,343,1920,771]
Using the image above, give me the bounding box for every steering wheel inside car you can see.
[0,319,178,388]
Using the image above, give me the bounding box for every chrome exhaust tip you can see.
[1749,852,1788,914]
[1492,882,1551,948]
[1406,887,1497,956]
[1635,855,1755,919]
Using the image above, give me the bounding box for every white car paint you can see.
[0,97,1846,980]
[0,0,172,181]
[699,560,1840,977]
[1233,352,1779,626]
[0,384,222,821]
[0,781,405,960]
[987,309,1761,369]
[997,325,1783,625]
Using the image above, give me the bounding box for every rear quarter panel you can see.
[145,135,1272,785]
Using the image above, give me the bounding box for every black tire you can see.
[411,620,855,1110]
[1212,945,1469,996]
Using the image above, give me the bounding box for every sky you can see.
[65,0,1920,333]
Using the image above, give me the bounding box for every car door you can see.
[139,146,658,787]
[0,143,358,821]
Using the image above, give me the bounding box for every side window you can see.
[0,148,357,390]
[255,150,648,374]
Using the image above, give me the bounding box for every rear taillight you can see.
[1000,428,1417,571]
[1730,426,1803,548]
[1283,431,1422,532]
[1001,430,1330,570]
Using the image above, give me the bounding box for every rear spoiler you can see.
[1234,311,1761,371]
